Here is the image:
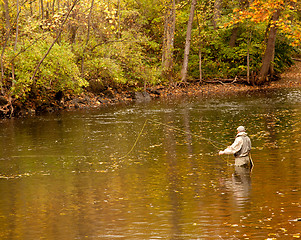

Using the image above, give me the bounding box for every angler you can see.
[219,126,253,168]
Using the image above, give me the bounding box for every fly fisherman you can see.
[219,126,252,168]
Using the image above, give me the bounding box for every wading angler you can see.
[219,126,253,168]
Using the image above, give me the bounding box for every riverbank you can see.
[2,62,301,118]
[51,69,301,111]
[159,61,301,98]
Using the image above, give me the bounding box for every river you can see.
[0,88,300,239]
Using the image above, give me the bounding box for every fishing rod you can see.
[119,118,227,159]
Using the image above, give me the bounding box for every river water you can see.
[0,88,300,239]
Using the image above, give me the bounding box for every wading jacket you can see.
[222,132,251,158]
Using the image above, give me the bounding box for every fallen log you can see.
[205,77,245,85]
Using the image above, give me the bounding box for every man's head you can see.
[237,126,246,133]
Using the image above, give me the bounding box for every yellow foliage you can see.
[228,0,301,48]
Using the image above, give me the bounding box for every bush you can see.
[4,38,87,99]
[79,31,162,91]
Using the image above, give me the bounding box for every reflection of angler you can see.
[230,166,252,204]
[233,166,252,191]
[219,126,253,168]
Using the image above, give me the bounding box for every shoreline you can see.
[34,77,301,114]
[1,64,301,118]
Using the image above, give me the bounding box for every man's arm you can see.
[219,137,243,155]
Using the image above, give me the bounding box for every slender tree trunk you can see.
[46,1,50,19]
[3,0,10,31]
[229,26,239,48]
[181,0,197,82]
[69,6,79,44]
[162,0,176,82]
[247,31,251,84]
[86,0,94,45]
[213,0,221,29]
[30,0,33,16]
[40,0,44,19]
[12,0,20,84]
[8,0,19,116]
[256,9,281,85]
[117,0,121,39]
[1,0,11,94]
[81,0,94,77]
[14,0,19,50]
[199,48,202,83]
[195,10,203,83]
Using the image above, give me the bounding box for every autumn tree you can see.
[229,0,301,84]
[181,0,197,83]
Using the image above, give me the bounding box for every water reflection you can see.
[231,166,252,206]
[0,88,301,239]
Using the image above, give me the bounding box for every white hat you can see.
[237,126,246,132]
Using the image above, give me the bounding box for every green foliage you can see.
[4,39,86,99]
[274,35,296,73]
[80,28,162,90]
[183,20,296,80]
[83,53,127,86]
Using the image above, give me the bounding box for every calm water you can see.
[0,88,300,240]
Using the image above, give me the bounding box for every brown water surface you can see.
[0,88,300,239]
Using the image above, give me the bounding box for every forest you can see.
[0,0,301,117]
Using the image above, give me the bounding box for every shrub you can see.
[5,38,87,99]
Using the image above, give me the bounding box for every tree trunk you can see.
[195,10,203,83]
[12,0,20,83]
[1,0,11,94]
[69,8,78,44]
[212,0,221,29]
[30,0,33,16]
[269,49,275,76]
[162,0,176,82]
[199,48,202,83]
[46,1,50,19]
[229,26,239,48]
[181,0,197,82]
[256,9,281,85]
[81,0,94,77]
[40,0,44,19]
[3,0,10,31]
[117,0,121,39]
[247,31,252,84]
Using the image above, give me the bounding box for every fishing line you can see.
[119,119,149,160]
[119,118,227,160]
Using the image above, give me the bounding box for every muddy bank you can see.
[1,63,301,118]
